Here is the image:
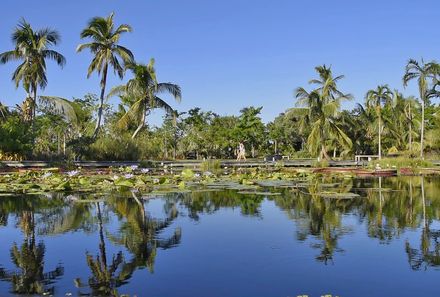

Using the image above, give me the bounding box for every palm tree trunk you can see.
[132,109,146,139]
[420,100,425,159]
[320,144,330,160]
[93,63,108,138]
[32,84,37,125]
[378,115,382,159]
[408,104,412,151]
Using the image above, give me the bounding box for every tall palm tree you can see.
[365,85,393,159]
[294,65,352,160]
[392,93,420,152]
[108,58,181,139]
[403,59,438,159]
[0,19,66,123]
[77,12,134,138]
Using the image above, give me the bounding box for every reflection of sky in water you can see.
[0,177,440,297]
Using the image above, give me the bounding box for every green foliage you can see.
[294,65,352,160]
[312,159,330,168]
[0,115,33,157]
[372,157,432,169]
[181,169,195,179]
[200,159,221,173]
[87,133,140,161]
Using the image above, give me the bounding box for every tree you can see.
[235,106,266,158]
[0,19,66,123]
[109,58,181,139]
[403,59,438,159]
[365,85,393,159]
[294,65,352,160]
[77,12,134,138]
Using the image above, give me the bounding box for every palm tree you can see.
[392,93,420,152]
[403,59,438,159]
[108,58,181,139]
[0,101,9,120]
[77,12,134,138]
[0,19,66,123]
[294,65,352,160]
[365,85,393,159]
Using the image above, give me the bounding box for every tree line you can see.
[1,14,440,161]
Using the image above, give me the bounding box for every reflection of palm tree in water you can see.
[0,211,63,295]
[0,210,7,226]
[77,202,130,296]
[405,177,440,270]
[273,181,352,265]
[108,192,182,274]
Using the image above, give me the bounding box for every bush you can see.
[312,159,329,168]
[87,133,140,160]
[371,157,432,169]
[0,116,33,157]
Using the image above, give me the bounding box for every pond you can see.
[0,176,439,297]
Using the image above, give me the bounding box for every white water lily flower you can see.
[124,173,134,179]
[130,165,139,171]
[67,170,79,177]
[41,172,53,179]
[141,168,150,173]
[113,175,119,180]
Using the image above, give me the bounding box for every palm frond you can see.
[39,96,78,125]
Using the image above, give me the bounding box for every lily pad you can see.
[237,191,282,196]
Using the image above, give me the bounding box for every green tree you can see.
[109,58,181,139]
[235,106,266,158]
[0,19,66,123]
[403,59,438,158]
[294,65,352,160]
[365,85,393,159]
[77,12,134,138]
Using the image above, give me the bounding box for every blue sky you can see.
[0,0,439,125]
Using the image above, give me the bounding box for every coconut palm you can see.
[0,19,66,123]
[294,65,352,160]
[403,59,438,158]
[0,101,9,120]
[365,85,393,159]
[77,12,134,138]
[108,58,181,139]
[392,92,420,152]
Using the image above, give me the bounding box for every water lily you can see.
[124,173,134,179]
[41,172,53,179]
[141,168,150,173]
[130,165,138,171]
[113,175,119,180]
[66,170,79,177]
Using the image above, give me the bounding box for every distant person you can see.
[237,142,246,161]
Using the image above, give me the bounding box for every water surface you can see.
[0,176,439,297]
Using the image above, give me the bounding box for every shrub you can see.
[371,157,432,169]
[87,133,140,160]
[312,159,329,168]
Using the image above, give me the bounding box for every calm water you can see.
[0,176,440,297]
